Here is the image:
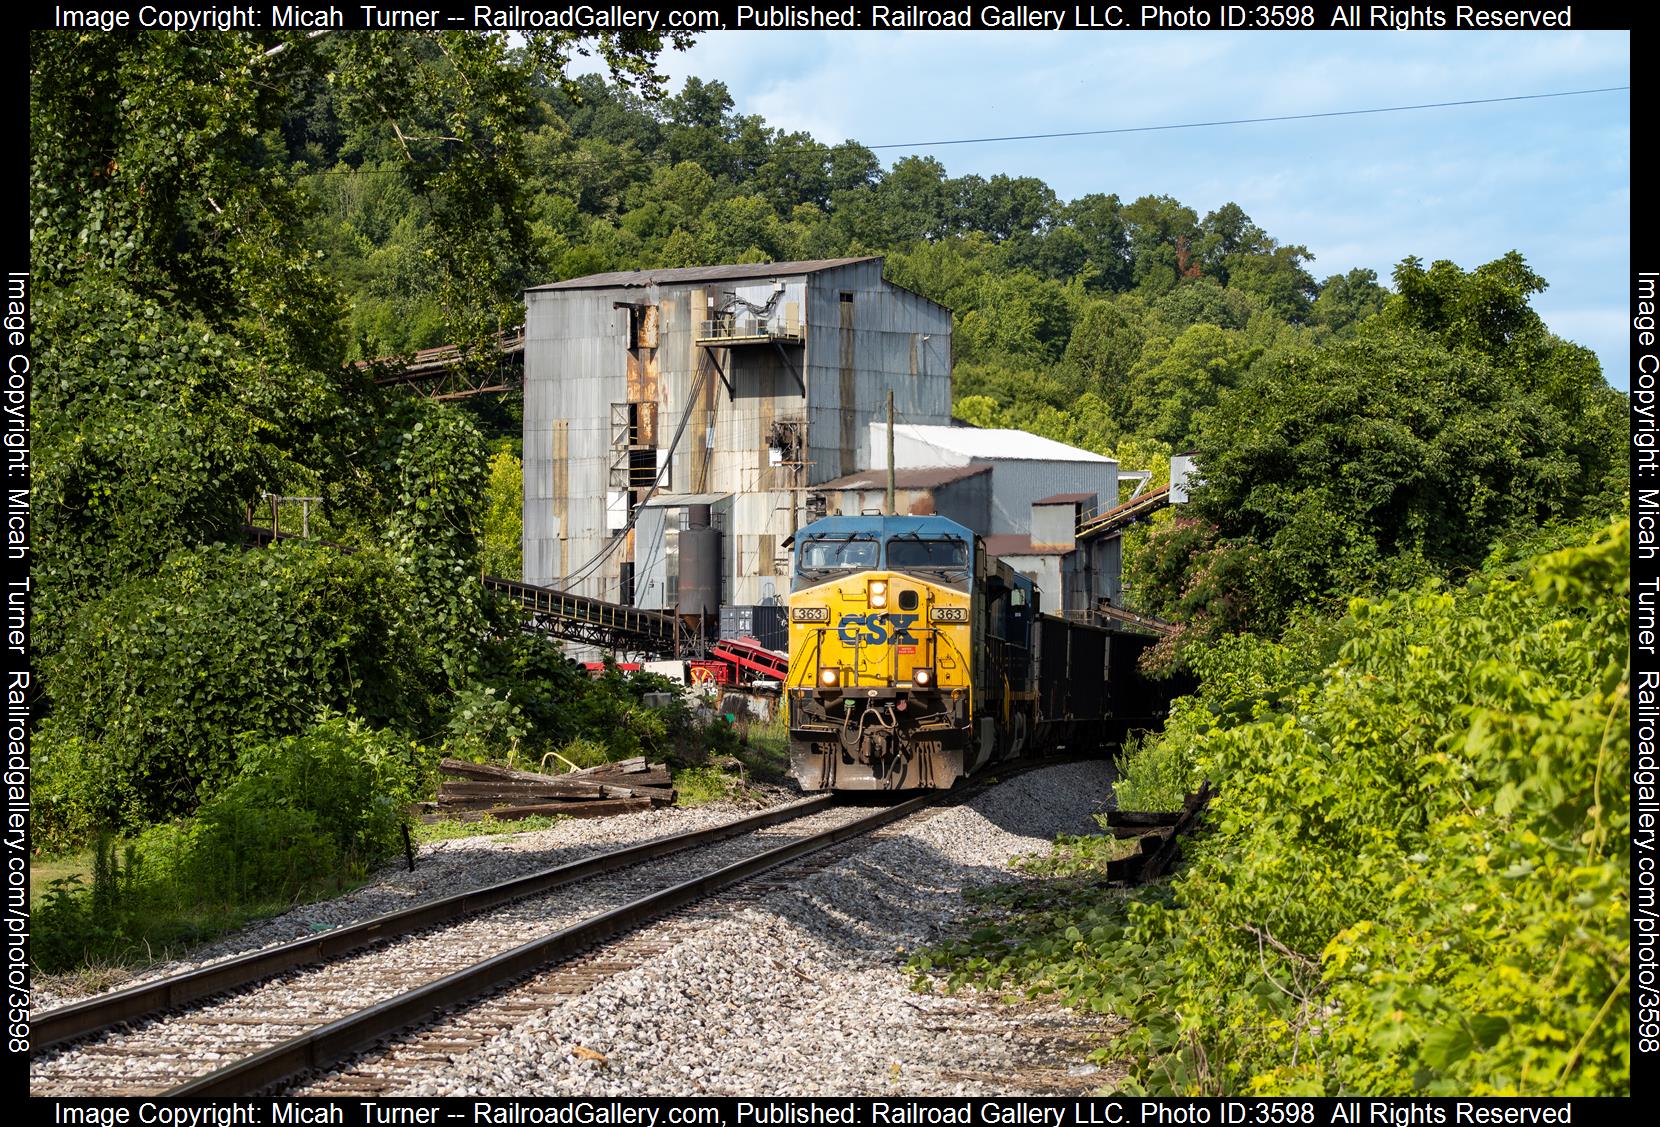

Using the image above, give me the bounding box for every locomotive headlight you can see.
[818,667,841,688]
[913,667,934,688]
[929,606,968,623]
[869,580,888,608]
[791,605,830,623]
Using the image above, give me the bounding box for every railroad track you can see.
[30,789,950,1097]
[298,794,971,1097]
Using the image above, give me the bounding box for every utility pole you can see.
[886,388,896,516]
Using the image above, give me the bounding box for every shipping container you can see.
[718,603,787,653]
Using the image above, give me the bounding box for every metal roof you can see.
[888,424,1116,464]
[527,258,882,292]
[1034,492,1097,505]
[816,465,991,491]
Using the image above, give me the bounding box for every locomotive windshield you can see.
[797,535,880,573]
[886,535,969,572]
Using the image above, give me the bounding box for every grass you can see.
[33,713,795,979]
[670,711,794,805]
[30,848,92,903]
[30,814,560,981]
[729,712,791,783]
[33,894,309,993]
[414,813,565,843]
[32,866,330,983]
[671,765,749,806]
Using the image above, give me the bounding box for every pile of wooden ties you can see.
[419,757,676,823]
[1103,781,1214,884]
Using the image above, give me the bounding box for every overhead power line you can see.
[864,86,1629,150]
[301,85,1628,177]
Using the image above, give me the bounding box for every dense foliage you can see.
[34,543,439,838]
[481,448,525,579]
[28,32,690,826]
[33,720,426,972]
[918,520,1630,1095]
[1128,257,1625,653]
[31,36,1630,1054]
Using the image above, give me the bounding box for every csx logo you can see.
[836,613,919,646]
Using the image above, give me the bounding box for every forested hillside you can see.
[301,66,1627,653]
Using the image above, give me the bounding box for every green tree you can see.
[1061,296,1147,411]
[31,28,679,831]
[1130,295,1624,644]
[1122,323,1257,448]
[1123,194,1201,298]
[1387,251,1545,355]
[1060,192,1132,291]
[1310,267,1388,331]
[481,449,524,579]
[1224,243,1317,322]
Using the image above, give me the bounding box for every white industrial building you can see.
[860,422,1125,615]
[874,423,1119,534]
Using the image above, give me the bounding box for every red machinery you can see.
[707,637,789,682]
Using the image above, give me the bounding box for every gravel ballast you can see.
[33,795,798,1013]
[298,760,1122,1097]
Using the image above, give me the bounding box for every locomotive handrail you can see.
[933,628,974,720]
[788,629,824,686]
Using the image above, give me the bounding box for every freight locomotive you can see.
[783,513,1147,791]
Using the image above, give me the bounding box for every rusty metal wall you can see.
[524,261,953,614]
[523,290,626,599]
[803,261,954,489]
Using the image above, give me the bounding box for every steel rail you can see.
[32,795,837,1053]
[166,791,940,1096]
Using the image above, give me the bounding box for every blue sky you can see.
[604,29,1631,388]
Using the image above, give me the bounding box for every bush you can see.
[31,724,130,854]
[1113,625,1336,811]
[467,624,712,769]
[922,519,1631,1096]
[32,719,426,973]
[39,543,443,831]
[185,719,426,903]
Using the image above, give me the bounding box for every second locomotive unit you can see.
[784,513,1123,791]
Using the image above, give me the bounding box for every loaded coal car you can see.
[783,513,1142,791]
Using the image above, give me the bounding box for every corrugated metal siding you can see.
[523,290,630,595]
[633,505,669,610]
[803,261,953,487]
[1031,503,1081,548]
[524,262,950,612]
[977,460,1118,536]
[1097,538,1122,604]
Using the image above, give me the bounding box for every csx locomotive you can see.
[784,513,1135,791]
